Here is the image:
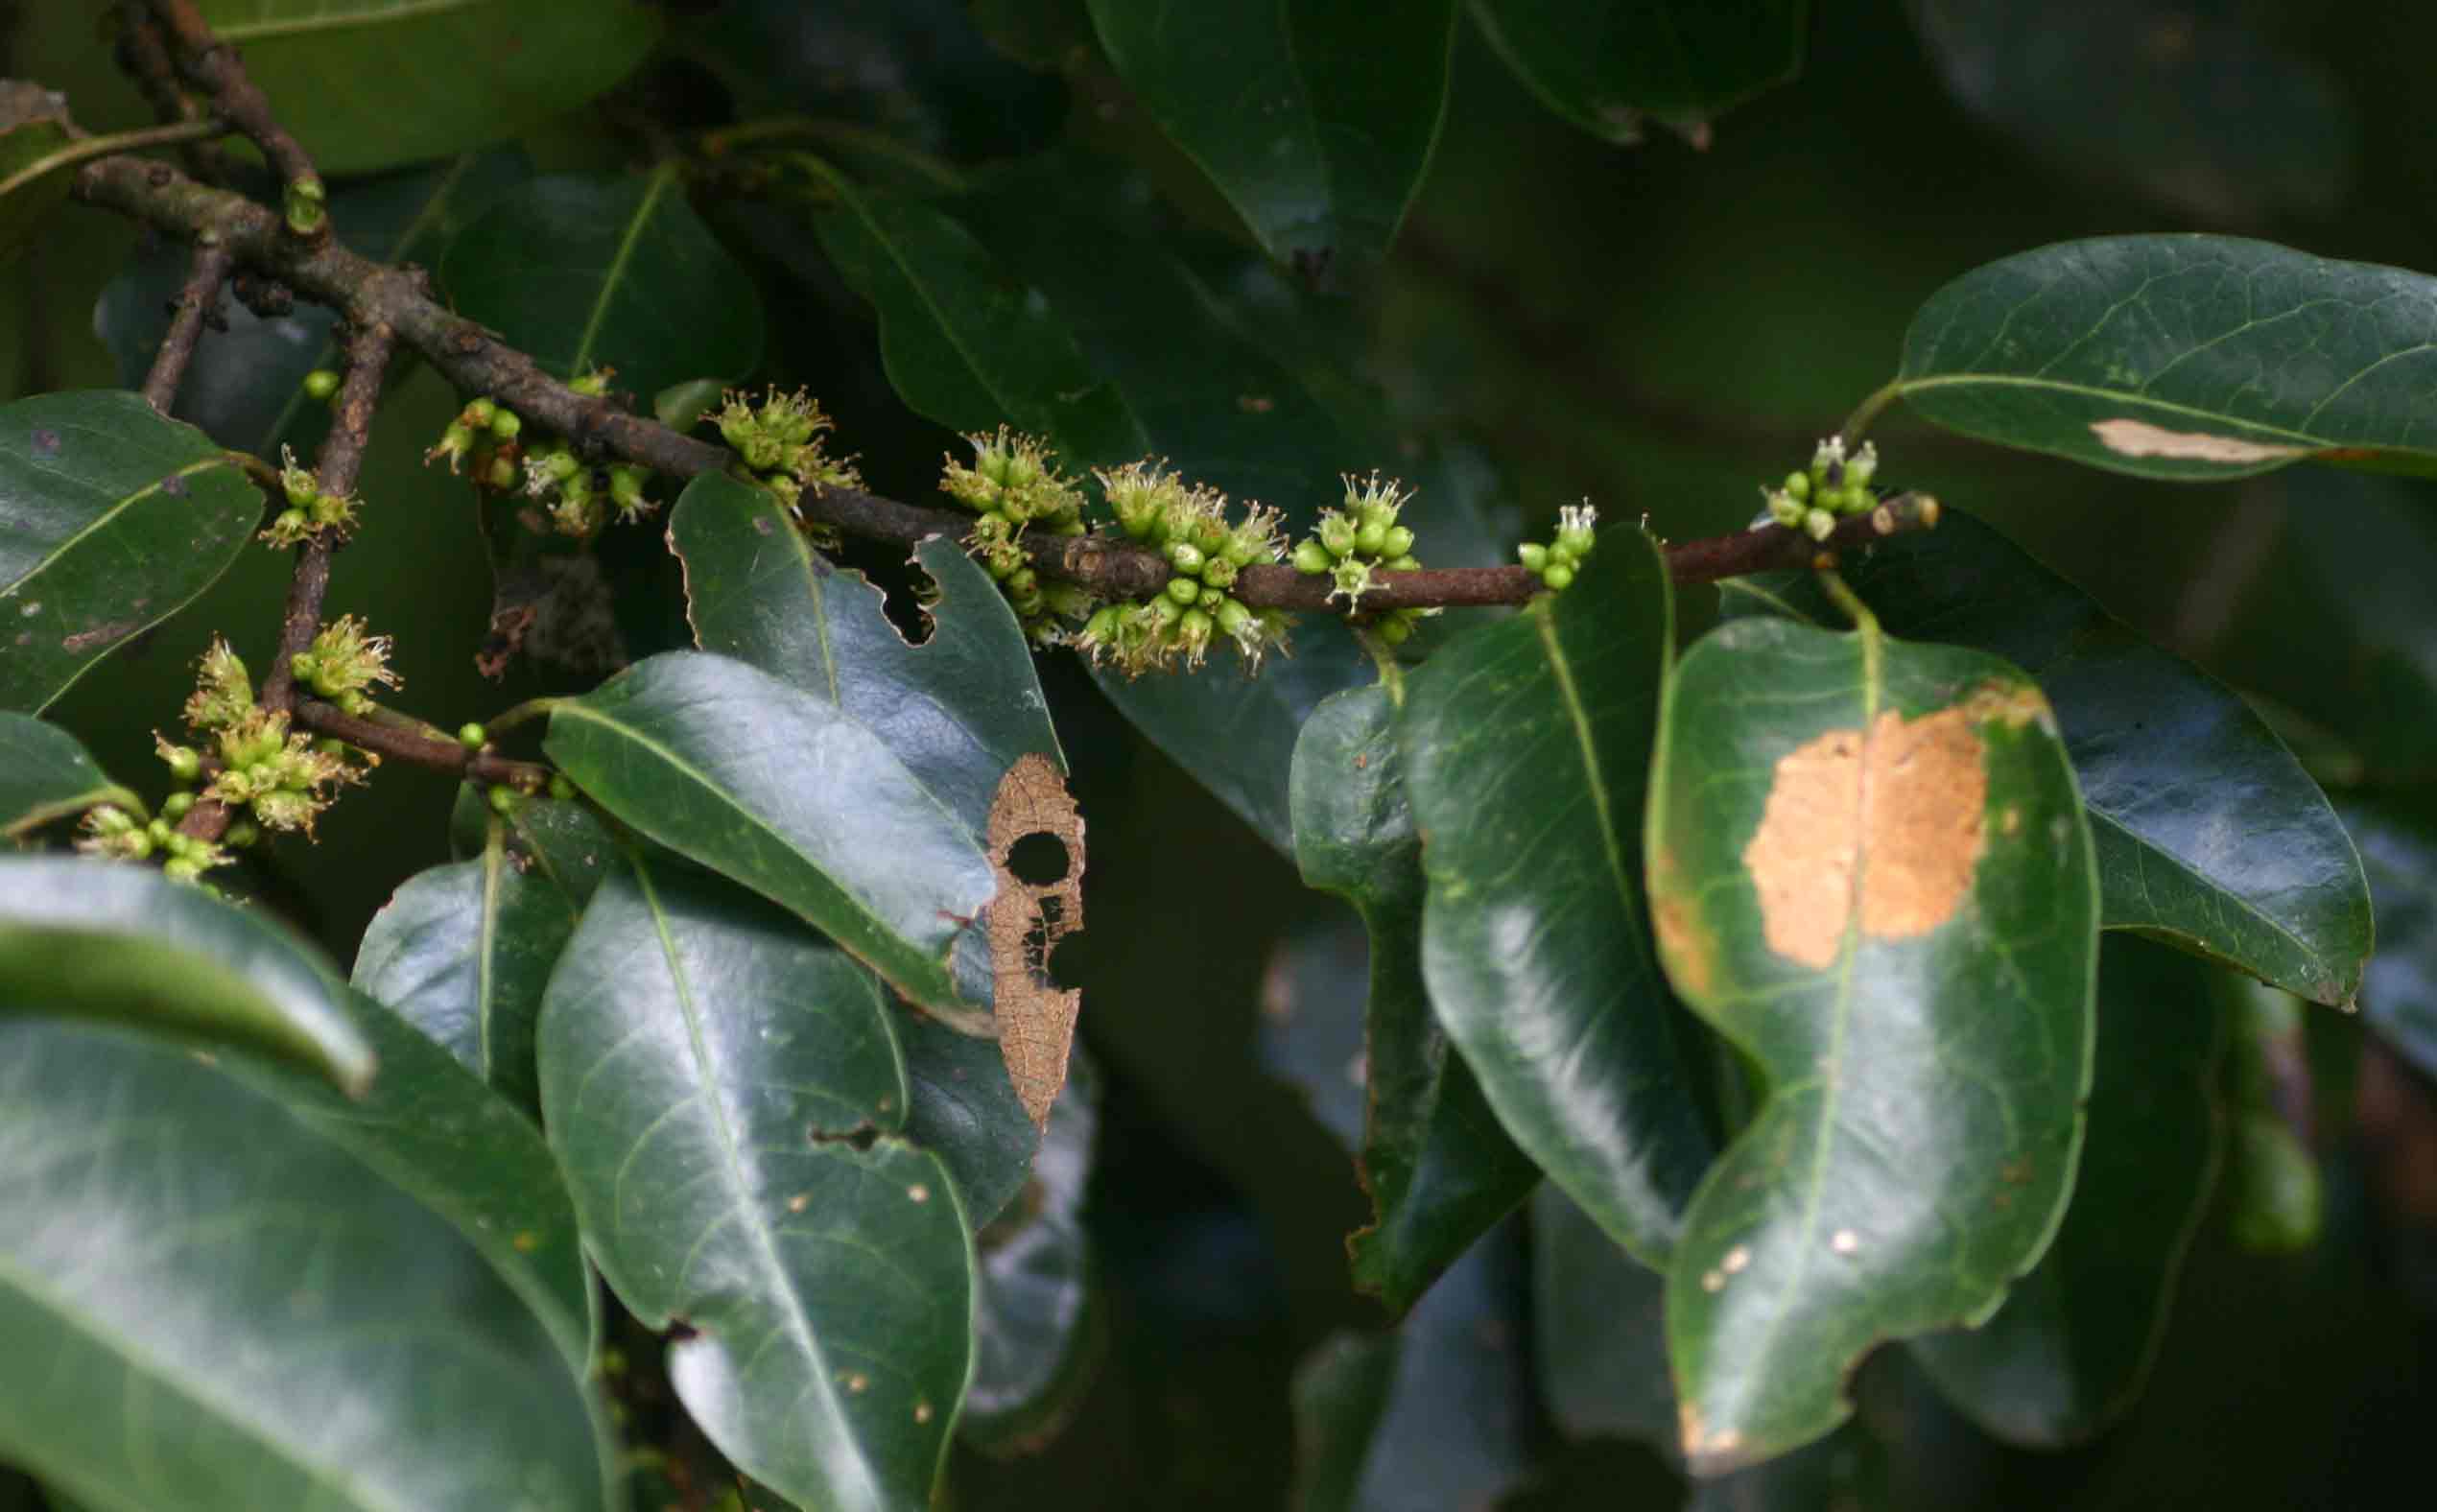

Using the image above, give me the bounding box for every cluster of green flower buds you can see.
[285,614,401,717]
[262,444,359,549]
[1516,504,1598,591]
[1290,472,1434,646]
[179,638,361,839]
[426,392,524,475]
[1761,436,1879,541]
[712,385,863,526]
[1077,461,1291,674]
[939,429,1096,643]
[78,802,231,882]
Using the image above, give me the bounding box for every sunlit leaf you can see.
[0,391,262,713]
[0,714,135,839]
[1645,612,2096,1472]
[1907,936,2224,1445]
[1398,532,1715,1266]
[1291,682,1538,1315]
[1721,507,2371,1005]
[1892,235,2437,479]
[539,860,972,1510]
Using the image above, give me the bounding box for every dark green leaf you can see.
[1397,532,1714,1266]
[963,1055,1106,1455]
[0,1021,618,1511]
[1084,0,1456,268]
[2343,796,2437,1078]
[442,169,766,403]
[1529,1184,1674,1452]
[810,169,1151,459]
[1291,683,1538,1315]
[0,714,135,839]
[0,856,372,1094]
[1903,0,2352,222]
[448,784,624,910]
[539,860,973,1510]
[672,473,1066,837]
[351,822,587,1120]
[97,152,532,455]
[194,0,661,176]
[0,391,263,713]
[1907,936,2224,1446]
[0,83,72,267]
[1288,1223,1533,1512]
[896,1007,1038,1227]
[544,650,996,1014]
[1893,235,2437,480]
[1645,613,2097,1472]
[1471,0,1808,143]
[1721,508,2370,1005]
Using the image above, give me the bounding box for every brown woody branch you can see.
[115,7,228,182]
[139,0,320,224]
[72,153,1939,618]
[259,320,394,716]
[294,701,549,791]
[139,240,232,412]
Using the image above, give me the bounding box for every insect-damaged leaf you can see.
[1892,235,2437,480]
[544,650,995,1015]
[538,859,971,1511]
[985,753,1083,1128]
[1644,613,2096,1473]
[1290,683,1538,1315]
[1396,531,1715,1267]
[1720,507,2370,1005]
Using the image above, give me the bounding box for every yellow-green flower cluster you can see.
[1290,471,1434,646]
[261,445,358,549]
[1517,504,1597,592]
[285,614,401,717]
[1761,436,1880,541]
[940,429,1095,644]
[179,637,363,839]
[77,800,230,882]
[713,385,862,527]
[1077,461,1290,674]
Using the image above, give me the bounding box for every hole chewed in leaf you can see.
[986,752,1084,1129]
[1740,684,2049,969]
[2090,418,2307,464]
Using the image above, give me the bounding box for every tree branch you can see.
[140,0,322,232]
[139,239,233,413]
[293,700,549,791]
[259,320,394,716]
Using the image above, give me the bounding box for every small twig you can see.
[139,239,235,413]
[259,321,394,715]
[141,0,323,236]
[294,701,550,791]
[115,6,226,181]
[0,116,228,204]
[1659,492,1943,586]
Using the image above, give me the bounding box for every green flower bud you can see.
[463,398,498,428]
[163,856,204,883]
[1518,542,1550,572]
[459,722,487,750]
[1385,555,1421,574]
[1197,585,1225,610]
[1006,567,1039,596]
[225,821,258,848]
[485,456,518,491]
[1354,519,1388,556]
[1381,525,1415,559]
[1082,605,1120,644]
[1215,597,1254,639]
[1542,563,1575,592]
[147,817,174,846]
[303,369,342,401]
[1201,557,1238,589]
[1152,593,1186,626]
[1378,614,1414,646]
[1805,508,1836,541]
[316,737,346,758]
[490,409,523,440]
[161,791,195,820]
[1165,576,1202,606]
[1783,471,1810,502]
[1292,539,1334,575]
[90,805,136,836]
[488,785,520,816]
[1766,489,1806,529]
[1167,540,1206,575]
[162,744,201,782]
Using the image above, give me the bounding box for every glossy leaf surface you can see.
[194,0,661,176]
[448,785,623,910]
[1291,683,1537,1314]
[0,714,134,839]
[1908,936,2223,1445]
[1646,614,2096,1472]
[1397,532,1714,1265]
[2343,796,2437,1078]
[0,391,261,713]
[0,856,371,1094]
[1721,508,2369,1004]
[1084,0,1456,268]
[97,152,531,455]
[544,650,996,1013]
[0,1021,619,1512]
[1895,235,2437,479]
[352,825,586,1120]
[963,1056,1105,1455]
[539,862,973,1511]
[442,169,766,403]
[1472,0,1808,142]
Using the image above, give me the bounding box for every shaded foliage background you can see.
[8,0,2437,1506]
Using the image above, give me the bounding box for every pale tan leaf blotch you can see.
[2089,418,2306,464]
[985,752,1084,1128]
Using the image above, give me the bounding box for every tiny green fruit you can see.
[1517,542,1550,572]
[548,774,577,802]
[160,791,195,820]
[1165,577,1202,606]
[303,369,342,401]
[1542,562,1575,592]
[458,722,488,750]
[1382,525,1415,558]
[1292,539,1334,575]
[487,785,520,816]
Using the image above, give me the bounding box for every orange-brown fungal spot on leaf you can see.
[986,751,1084,1128]
[1742,692,2009,969]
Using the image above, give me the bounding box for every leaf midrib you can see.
[1897,371,2431,455]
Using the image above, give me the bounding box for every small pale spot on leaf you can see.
[986,752,1085,1129]
[788,1193,810,1213]
[1831,1228,1859,1255]
[843,1372,868,1393]
[1700,1267,1726,1293]
[913,1401,934,1424]
[907,1183,930,1203]
[1721,1244,1751,1274]
[2090,418,2306,464]
[511,1231,538,1253]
